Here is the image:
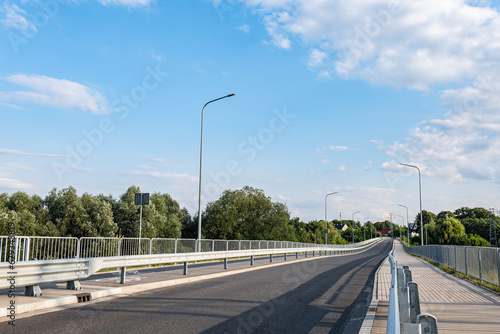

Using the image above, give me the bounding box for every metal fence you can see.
[404,243,500,287]
[0,235,379,263]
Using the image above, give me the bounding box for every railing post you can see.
[76,238,81,258]
[175,239,178,253]
[478,247,483,283]
[398,268,410,323]
[454,246,457,271]
[465,247,468,276]
[418,314,438,334]
[120,267,126,284]
[149,239,153,255]
[408,281,420,323]
[497,248,500,294]
[23,237,30,262]
[212,240,215,252]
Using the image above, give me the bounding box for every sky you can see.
[1,0,500,225]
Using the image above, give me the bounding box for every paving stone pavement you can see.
[371,240,500,334]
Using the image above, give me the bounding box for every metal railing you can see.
[0,236,380,263]
[387,245,438,333]
[0,238,382,297]
[404,244,500,287]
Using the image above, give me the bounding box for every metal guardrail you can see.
[0,238,381,297]
[387,244,438,334]
[403,243,500,287]
[0,236,378,263]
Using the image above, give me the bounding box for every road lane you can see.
[3,239,392,334]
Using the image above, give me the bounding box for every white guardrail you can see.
[0,237,381,297]
[0,236,376,262]
[387,243,438,334]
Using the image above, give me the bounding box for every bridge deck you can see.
[371,240,500,333]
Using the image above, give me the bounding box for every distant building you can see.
[378,228,392,236]
[335,223,348,231]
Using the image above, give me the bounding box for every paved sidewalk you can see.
[371,241,500,333]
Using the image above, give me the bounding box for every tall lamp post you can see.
[325,192,338,245]
[197,94,235,251]
[398,204,409,246]
[352,211,360,243]
[399,163,424,246]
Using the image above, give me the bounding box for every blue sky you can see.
[1,0,500,224]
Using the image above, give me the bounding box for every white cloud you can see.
[336,165,346,171]
[96,0,156,7]
[238,0,500,183]
[0,162,36,171]
[0,148,66,158]
[242,0,500,88]
[0,177,33,190]
[0,4,35,31]
[129,171,198,183]
[307,48,328,69]
[316,144,349,153]
[321,159,330,164]
[238,24,251,33]
[263,13,292,49]
[0,74,110,114]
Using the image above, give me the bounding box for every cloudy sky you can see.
[1,0,500,224]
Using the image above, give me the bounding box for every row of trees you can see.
[400,208,500,247]
[1,185,498,247]
[0,186,186,239]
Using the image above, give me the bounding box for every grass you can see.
[403,248,500,295]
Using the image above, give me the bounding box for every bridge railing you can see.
[404,244,500,288]
[0,236,380,263]
[387,244,438,333]
[0,238,382,297]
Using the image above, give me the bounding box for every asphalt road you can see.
[3,239,392,334]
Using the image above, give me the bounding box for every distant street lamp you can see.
[396,214,404,240]
[399,163,424,246]
[398,204,410,246]
[197,94,235,251]
[325,192,338,245]
[352,211,360,243]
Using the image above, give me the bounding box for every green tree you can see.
[180,208,196,238]
[113,186,141,237]
[433,217,466,245]
[202,186,293,241]
[81,193,117,237]
[141,192,182,238]
[44,187,91,238]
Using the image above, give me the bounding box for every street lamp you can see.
[325,192,338,245]
[197,94,235,251]
[399,163,424,246]
[352,211,360,243]
[397,204,409,246]
[396,214,404,240]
